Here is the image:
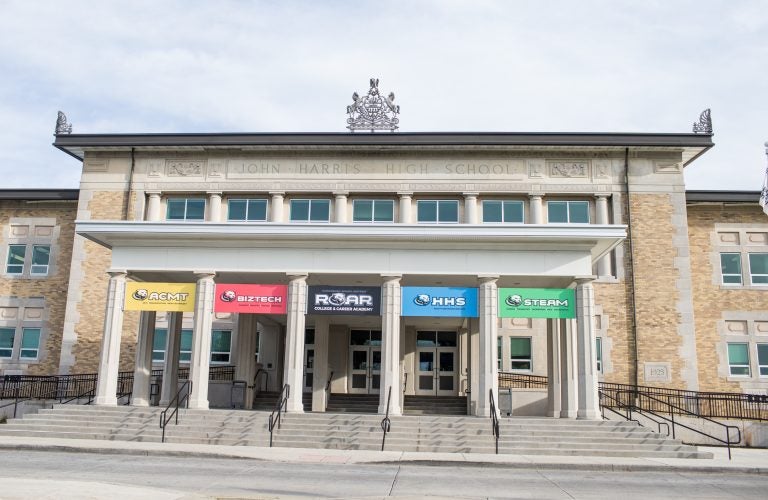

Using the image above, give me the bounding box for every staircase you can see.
[326,393,379,413]
[0,405,712,458]
[403,395,467,415]
[252,391,311,411]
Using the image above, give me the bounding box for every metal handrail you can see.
[268,384,290,447]
[489,389,500,454]
[402,372,408,394]
[617,389,741,460]
[380,386,392,451]
[253,368,269,393]
[324,371,334,409]
[599,389,670,436]
[159,380,191,443]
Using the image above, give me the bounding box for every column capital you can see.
[269,191,285,196]
[594,193,610,199]
[145,190,162,196]
[286,272,308,282]
[107,269,128,278]
[333,191,349,197]
[381,273,402,284]
[193,271,217,280]
[206,191,222,196]
[528,193,543,199]
[574,276,597,286]
[477,274,499,285]
[462,192,479,198]
[397,191,413,197]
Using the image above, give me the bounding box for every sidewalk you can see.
[0,435,766,474]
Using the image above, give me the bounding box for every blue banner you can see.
[401,287,478,317]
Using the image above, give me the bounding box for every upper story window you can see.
[0,328,14,358]
[3,220,56,278]
[290,199,330,223]
[482,200,524,223]
[353,200,394,223]
[228,199,268,222]
[0,301,44,363]
[727,342,750,376]
[748,253,768,285]
[417,200,459,224]
[720,253,742,285]
[547,201,590,223]
[5,244,51,277]
[166,198,205,221]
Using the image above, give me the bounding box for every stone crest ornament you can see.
[692,108,713,134]
[54,111,73,135]
[346,78,400,132]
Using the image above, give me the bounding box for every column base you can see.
[187,399,209,410]
[286,395,304,413]
[378,403,402,416]
[560,409,578,419]
[93,396,117,406]
[577,409,600,420]
[546,410,561,418]
[131,398,150,407]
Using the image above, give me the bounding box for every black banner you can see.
[307,286,381,315]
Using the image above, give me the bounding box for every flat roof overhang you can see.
[54,132,713,166]
[76,221,626,280]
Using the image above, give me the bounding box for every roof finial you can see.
[346,78,399,132]
[692,108,712,134]
[54,111,73,135]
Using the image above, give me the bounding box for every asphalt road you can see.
[0,450,766,499]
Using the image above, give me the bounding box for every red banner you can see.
[214,284,288,314]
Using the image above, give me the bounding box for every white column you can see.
[94,270,127,406]
[334,192,348,223]
[477,275,499,417]
[284,273,308,412]
[398,192,412,223]
[546,318,562,418]
[207,192,222,222]
[529,194,544,224]
[463,193,478,224]
[560,318,578,418]
[132,310,156,407]
[576,278,600,419]
[311,317,329,412]
[188,272,216,409]
[235,314,258,409]
[595,195,611,277]
[159,312,182,406]
[379,274,402,415]
[270,192,285,222]
[146,191,162,221]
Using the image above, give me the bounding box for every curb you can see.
[2,442,766,475]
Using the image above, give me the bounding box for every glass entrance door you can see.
[348,330,381,394]
[415,331,457,396]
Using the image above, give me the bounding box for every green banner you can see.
[498,288,575,318]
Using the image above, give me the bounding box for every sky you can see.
[0,0,766,190]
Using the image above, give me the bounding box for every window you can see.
[483,201,524,223]
[228,199,268,222]
[510,337,532,371]
[720,253,742,285]
[727,343,750,376]
[758,344,768,377]
[749,253,768,285]
[152,328,167,362]
[497,337,502,370]
[179,329,193,362]
[417,200,459,223]
[211,330,232,364]
[5,245,26,274]
[353,200,394,223]
[0,328,14,358]
[166,198,205,220]
[30,245,50,275]
[596,337,603,373]
[20,328,40,359]
[547,201,590,223]
[290,199,330,222]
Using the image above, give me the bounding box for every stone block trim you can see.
[688,204,768,392]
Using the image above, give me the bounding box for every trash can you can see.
[231,380,247,409]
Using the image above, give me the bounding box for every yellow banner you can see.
[125,282,196,312]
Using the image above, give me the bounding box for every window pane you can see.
[548,202,568,223]
[0,328,14,357]
[373,200,394,222]
[417,201,437,222]
[569,202,590,223]
[309,200,330,221]
[350,330,368,345]
[186,199,205,220]
[211,353,230,363]
[166,199,187,220]
[228,200,247,221]
[497,336,502,369]
[180,330,193,351]
[211,330,231,353]
[758,344,768,376]
[728,343,749,377]
[369,330,382,346]
[247,199,267,221]
[438,201,459,222]
[6,244,26,274]
[503,201,524,223]
[30,245,50,274]
[416,331,437,346]
[720,253,742,284]
[483,201,502,223]
[20,328,40,358]
[179,352,191,362]
[510,338,531,358]
[153,328,167,351]
[437,331,457,347]
[290,200,309,221]
[749,254,768,283]
[353,200,373,222]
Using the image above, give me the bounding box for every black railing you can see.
[498,372,548,389]
[324,371,334,409]
[489,389,500,454]
[268,384,290,447]
[254,368,269,393]
[380,386,392,451]
[598,388,670,436]
[402,372,408,394]
[159,380,191,443]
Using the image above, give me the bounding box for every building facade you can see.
[2,127,767,417]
